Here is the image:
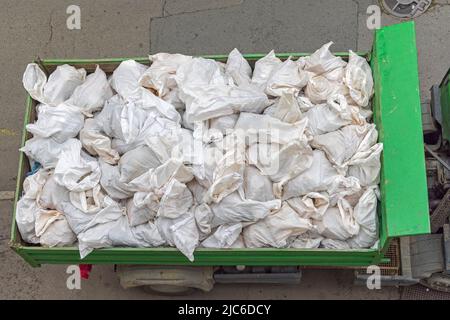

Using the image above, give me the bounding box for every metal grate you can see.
[355,239,401,276]
[380,0,432,18]
[401,284,450,300]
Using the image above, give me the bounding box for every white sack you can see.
[194,203,213,240]
[305,76,339,104]
[69,184,108,214]
[265,93,302,124]
[22,63,48,103]
[210,190,281,227]
[209,114,239,135]
[243,203,313,248]
[110,60,148,99]
[304,42,347,80]
[226,48,252,86]
[54,140,101,192]
[321,238,351,249]
[315,199,359,241]
[347,187,378,248]
[15,169,50,244]
[156,212,199,262]
[289,231,324,249]
[251,50,282,90]
[287,192,329,220]
[327,175,362,206]
[108,217,165,248]
[344,51,373,107]
[157,179,193,219]
[265,59,309,97]
[126,192,158,227]
[347,143,383,187]
[99,159,134,199]
[201,223,243,248]
[139,53,192,97]
[26,103,84,143]
[187,180,208,204]
[118,145,161,183]
[35,209,76,247]
[281,150,339,200]
[67,66,113,116]
[43,64,86,105]
[39,174,70,210]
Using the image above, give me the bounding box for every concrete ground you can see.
[1,0,449,299]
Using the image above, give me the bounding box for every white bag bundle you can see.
[315,199,359,241]
[265,59,309,97]
[226,48,252,86]
[209,114,239,135]
[264,93,302,124]
[289,231,324,249]
[35,209,77,247]
[53,140,101,192]
[139,53,193,97]
[23,63,86,106]
[15,169,50,244]
[126,192,159,227]
[194,203,213,240]
[243,203,313,248]
[66,66,113,116]
[304,94,361,136]
[287,192,329,220]
[210,190,281,226]
[187,180,208,204]
[321,239,350,249]
[69,184,108,214]
[304,42,347,80]
[157,179,193,219]
[311,123,377,167]
[110,60,148,99]
[108,216,165,248]
[243,166,275,202]
[347,187,378,248]
[344,51,374,107]
[118,145,161,183]
[156,212,199,262]
[347,143,383,187]
[20,137,79,169]
[281,150,339,199]
[305,75,339,104]
[26,103,84,143]
[99,159,134,199]
[327,175,362,206]
[251,50,282,90]
[201,223,243,248]
[39,174,70,210]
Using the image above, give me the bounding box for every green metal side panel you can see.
[372,21,430,242]
[440,68,450,142]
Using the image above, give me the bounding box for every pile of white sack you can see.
[17,42,382,261]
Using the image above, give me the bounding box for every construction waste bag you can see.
[17,42,382,261]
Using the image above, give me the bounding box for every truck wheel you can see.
[143,285,198,296]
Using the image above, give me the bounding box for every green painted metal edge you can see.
[372,21,430,240]
[440,68,450,142]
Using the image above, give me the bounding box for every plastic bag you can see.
[23,63,86,106]
[66,66,113,116]
[15,169,50,244]
[304,42,347,79]
[26,103,84,143]
[209,114,239,135]
[226,48,252,86]
[251,50,282,90]
[344,51,373,107]
[243,166,275,202]
[108,216,165,248]
[54,140,101,192]
[315,199,359,241]
[110,60,148,99]
[210,190,281,227]
[156,212,199,262]
[264,93,302,124]
[347,143,383,187]
[311,123,376,168]
[265,59,309,97]
[243,203,313,248]
[69,184,108,214]
[289,231,324,249]
[139,53,192,97]
[35,209,76,247]
[347,187,378,248]
[280,150,339,199]
[126,192,158,227]
[194,203,213,240]
[305,76,339,104]
[118,145,161,183]
[321,238,350,249]
[39,174,70,210]
[99,159,134,199]
[201,223,242,248]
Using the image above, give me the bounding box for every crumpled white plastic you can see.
[69,184,108,214]
[281,150,339,200]
[110,59,148,99]
[118,145,161,183]
[226,48,252,86]
[287,192,330,220]
[157,179,193,219]
[243,166,275,202]
[265,58,309,97]
[305,75,339,104]
[66,66,113,116]
[53,140,101,192]
[243,203,313,248]
[39,174,70,210]
[194,203,213,240]
[210,190,281,227]
[344,51,373,107]
[139,53,192,97]
[289,231,324,249]
[23,63,86,106]
[346,187,378,248]
[99,159,134,200]
[26,103,84,143]
[347,143,383,187]
[156,212,199,262]
[15,169,50,244]
[264,93,302,124]
[251,50,282,90]
[35,209,77,247]
[304,42,347,80]
[126,192,158,227]
[201,223,243,248]
[209,114,239,135]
